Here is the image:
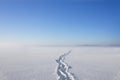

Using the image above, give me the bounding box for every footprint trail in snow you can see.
[55,51,77,80]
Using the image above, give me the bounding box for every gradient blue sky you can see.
[0,0,120,46]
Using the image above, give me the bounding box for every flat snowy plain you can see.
[0,46,120,80]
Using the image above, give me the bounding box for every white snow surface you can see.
[0,47,120,80]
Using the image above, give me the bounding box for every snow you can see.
[0,47,120,80]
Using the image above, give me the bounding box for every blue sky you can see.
[0,0,120,46]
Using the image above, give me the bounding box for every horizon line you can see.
[25,44,120,47]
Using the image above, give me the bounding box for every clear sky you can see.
[0,0,120,46]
